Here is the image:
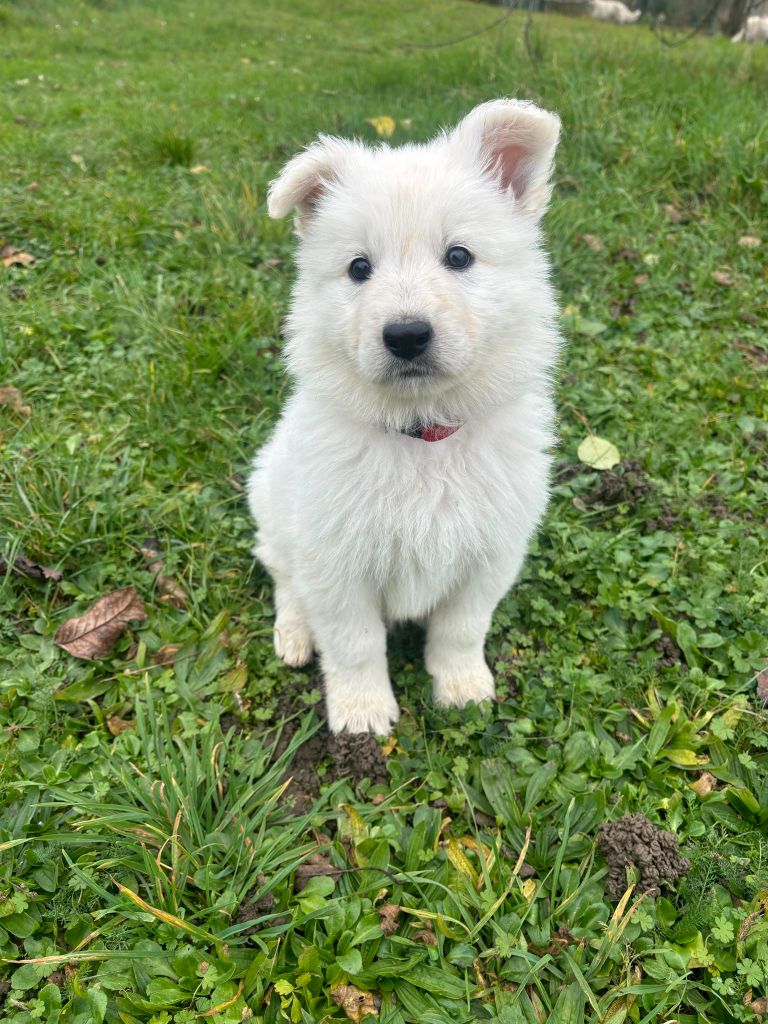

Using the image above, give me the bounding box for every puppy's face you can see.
[269,100,561,425]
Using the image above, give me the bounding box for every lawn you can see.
[1,0,767,1021]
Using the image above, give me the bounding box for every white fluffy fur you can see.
[248,99,562,734]
[590,0,641,23]
[732,15,768,42]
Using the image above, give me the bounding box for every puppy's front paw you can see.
[432,661,496,709]
[274,620,314,668]
[326,685,400,735]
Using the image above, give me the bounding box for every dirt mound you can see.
[599,813,689,900]
[582,459,652,507]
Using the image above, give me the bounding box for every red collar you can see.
[401,422,462,442]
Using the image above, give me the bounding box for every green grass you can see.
[1,0,768,1021]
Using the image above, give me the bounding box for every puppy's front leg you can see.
[426,569,514,710]
[307,586,399,735]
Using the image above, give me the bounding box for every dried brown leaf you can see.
[580,233,603,252]
[711,270,733,287]
[749,996,768,1016]
[1,246,35,268]
[378,903,400,936]
[738,235,761,249]
[412,928,436,946]
[140,538,188,609]
[689,771,717,797]
[330,985,381,1021]
[634,274,649,285]
[0,386,31,415]
[0,552,61,581]
[662,204,682,224]
[154,643,181,666]
[107,715,134,736]
[757,668,768,706]
[54,587,146,660]
[738,909,762,943]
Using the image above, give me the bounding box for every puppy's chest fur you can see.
[290,402,550,619]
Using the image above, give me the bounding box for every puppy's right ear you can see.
[267,136,349,229]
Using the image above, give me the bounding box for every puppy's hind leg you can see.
[273,579,315,668]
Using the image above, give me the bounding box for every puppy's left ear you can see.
[452,99,561,219]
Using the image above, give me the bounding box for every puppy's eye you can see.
[444,245,473,271]
[348,257,372,283]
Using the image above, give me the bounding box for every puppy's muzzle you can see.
[383,320,432,361]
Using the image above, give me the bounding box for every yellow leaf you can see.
[367,116,395,139]
[190,164,209,174]
[521,879,536,902]
[665,749,704,767]
[340,804,368,845]
[577,435,620,471]
[444,838,478,885]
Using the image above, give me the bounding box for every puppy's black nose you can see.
[383,320,432,361]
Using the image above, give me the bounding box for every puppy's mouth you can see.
[385,360,441,385]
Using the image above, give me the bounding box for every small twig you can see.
[404,5,516,50]
[654,0,726,47]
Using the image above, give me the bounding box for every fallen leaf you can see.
[330,984,381,1022]
[734,340,768,368]
[367,116,395,139]
[738,235,761,249]
[153,643,180,666]
[689,771,716,797]
[378,903,400,936]
[521,878,537,902]
[54,587,146,660]
[0,552,61,581]
[612,247,640,263]
[749,996,768,1016]
[140,538,188,609]
[190,164,209,174]
[634,273,649,284]
[662,204,682,224]
[580,233,603,252]
[1,246,35,268]
[757,668,768,706]
[711,270,733,287]
[0,386,31,415]
[70,153,86,172]
[577,435,621,471]
[412,928,436,946]
[107,715,134,736]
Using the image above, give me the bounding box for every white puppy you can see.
[732,15,768,42]
[248,99,562,734]
[590,0,641,23]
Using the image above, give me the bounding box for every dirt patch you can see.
[599,813,689,900]
[734,339,768,368]
[644,503,682,533]
[655,633,684,669]
[265,680,389,811]
[235,873,286,937]
[582,459,652,508]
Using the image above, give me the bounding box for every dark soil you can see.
[644,503,682,533]
[599,813,690,900]
[267,680,388,811]
[581,459,652,508]
[655,634,684,669]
